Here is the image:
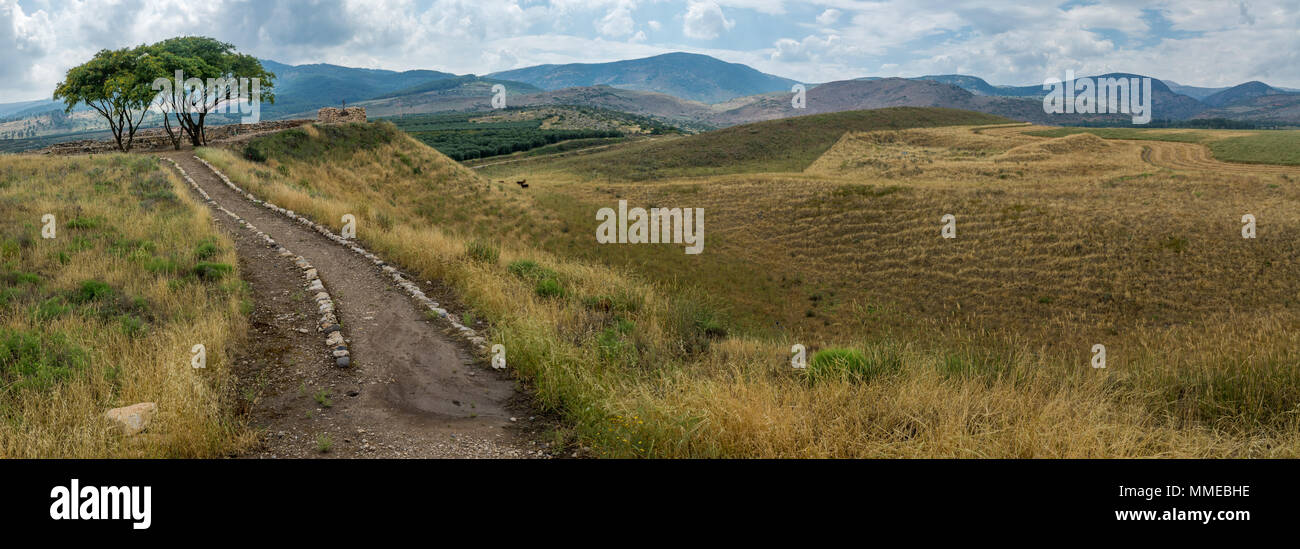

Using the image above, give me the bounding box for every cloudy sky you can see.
[2,0,1298,103]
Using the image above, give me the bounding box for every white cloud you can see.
[816,8,840,26]
[771,34,840,62]
[683,1,735,40]
[1,0,1298,103]
[596,2,636,38]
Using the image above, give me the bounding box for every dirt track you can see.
[165,152,549,458]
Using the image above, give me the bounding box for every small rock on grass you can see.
[104,402,157,436]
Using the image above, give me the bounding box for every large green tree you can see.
[148,37,276,147]
[53,46,157,152]
[53,37,276,152]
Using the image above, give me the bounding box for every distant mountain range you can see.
[488,52,799,103]
[3,52,1298,143]
[257,60,460,119]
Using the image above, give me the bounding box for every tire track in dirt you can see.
[164,152,547,458]
[1135,140,1300,176]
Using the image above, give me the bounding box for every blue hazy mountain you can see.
[488,52,800,104]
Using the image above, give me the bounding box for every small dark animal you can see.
[516,179,528,188]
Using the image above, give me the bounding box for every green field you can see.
[1027,127,1300,165]
[1209,131,1300,165]
[530,107,1013,180]
[387,106,679,161]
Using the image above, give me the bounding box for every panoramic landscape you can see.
[1,0,1298,533]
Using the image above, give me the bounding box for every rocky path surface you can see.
[165,152,549,458]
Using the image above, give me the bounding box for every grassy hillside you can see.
[386,106,678,161]
[0,154,254,457]
[529,107,1012,180]
[1027,127,1300,165]
[197,119,1300,457]
[1209,131,1300,165]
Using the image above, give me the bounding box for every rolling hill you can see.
[257,59,459,119]
[357,84,718,132]
[488,52,799,103]
[1161,80,1232,100]
[531,106,1011,180]
[1194,92,1300,124]
[1201,81,1290,107]
[705,77,1203,127]
[7,52,1300,151]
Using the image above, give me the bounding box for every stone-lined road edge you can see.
[164,158,353,367]
[188,156,490,354]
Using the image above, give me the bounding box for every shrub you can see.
[507,259,540,277]
[243,143,268,162]
[193,239,221,260]
[807,346,902,384]
[0,329,88,393]
[65,217,101,230]
[597,322,635,362]
[507,259,559,281]
[2,270,40,286]
[32,297,71,320]
[535,277,564,298]
[119,315,147,338]
[581,291,641,313]
[668,294,727,355]
[130,172,178,207]
[193,262,233,281]
[144,256,182,275]
[71,280,113,304]
[466,240,499,264]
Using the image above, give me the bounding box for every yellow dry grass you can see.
[0,154,255,458]
[199,120,1300,457]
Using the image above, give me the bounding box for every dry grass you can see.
[0,154,255,457]
[198,117,1300,457]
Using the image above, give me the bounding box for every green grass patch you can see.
[243,122,397,163]
[0,329,89,394]
[534,277,565,298]
[1208,131,1300,165]
[807,345,902,384]
[192,262,234,281]
[466,240,500,264]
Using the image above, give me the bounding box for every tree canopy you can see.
[149,36,276,147]
[53,46,157,152]
[53,36,275,151]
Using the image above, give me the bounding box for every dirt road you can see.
[165,152,548,458]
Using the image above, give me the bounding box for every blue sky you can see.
[2,0,1298,103]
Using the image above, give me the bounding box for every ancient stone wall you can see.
[316,107,367,124]
[36,119,313,155]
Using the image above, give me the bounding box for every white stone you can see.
[104,403,156,436]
